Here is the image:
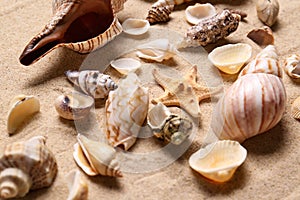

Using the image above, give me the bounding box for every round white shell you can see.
[185,3,216,25]
[122,18,150,35]
[208,43,252,74]
[110,58,141,75]
[189,140,247,183]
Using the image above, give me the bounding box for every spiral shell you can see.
[105,73,149,150]
[0,136,57,199]
[256,0,279,27]
[283,54,300,79]
[66,70,118,99]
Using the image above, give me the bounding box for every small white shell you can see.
[185,3,216,25]
[283,54,300,79]
[208,43,252,74]
[136,39,179,62]
[66,170,88,200]
[291,96,300,120]
[110,58,141,75]
[147,102,171,130]
[7,95,40,134]
[189,140,247,183]
[122,18,150,35]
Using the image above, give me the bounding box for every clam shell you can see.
[136,39,179,62]
[7,95,40,134]
[208,43,252,74]
[185,3,216,25]
[66,170,88,200]
[291,96,300,120]
[122,18,150,35]
[54,92,94,120]
[147,102,171,130]
[283,54,300,79]
[247,26,274,46]
[189,140,247,183]
[110,58,142,75]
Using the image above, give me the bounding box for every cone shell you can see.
[0,136,57,199]
[105,73,149,150]
[185,3,216,25]
[283,54,300,79]
[189,140,247,183]
[291,96,300,120]
[66,170,88,200]
[256,0,279,27]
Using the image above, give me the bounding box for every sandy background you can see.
[0,0,299,199]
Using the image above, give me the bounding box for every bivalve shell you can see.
[110,58,141,75]
[189,140,247,183]
[283,54,300,79]
[291,96,300,120]
[122,18,150,35]
[185,3,216,25]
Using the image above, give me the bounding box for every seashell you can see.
[65,70,118,99]
[283,54,300,79]
[247,26,274,46]
[291,96,300,120]
[185,3,217,25]
[73,134,123,177]
[66,170,88,200]
[19,0,127,65]
[122,18,150,35]
[110,58,141,75]
[256,0,279,27]
[239,45,282,78]
[105,73,149,150]
[0,136,57,199]
[179,9,246,48]
[208,43,252,74]
[54,92,94,120]
[189,140,247,183]
[7,95,40,134]
[148,103,192,145]
[136,39,179,62]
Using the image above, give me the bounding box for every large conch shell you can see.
[105,73,149,150]
[211,45,286,143]
[19,0,127,65]
[73,134,123,177]
[0,136,57,199]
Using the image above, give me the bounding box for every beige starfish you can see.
[152,65,217,118]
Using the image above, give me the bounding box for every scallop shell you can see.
[247,26,274,46]
[122,18,150,35]
[283,54,300,79]
[0,136,57,199]
[185,3,216,25]
[189,140,247,183]
[256,0,279,27]
[19,0,126,65]
[291,96,300,120]
[73,134,123,177]
[105,73,149,150]
[110,58,141,75]
[65,70,118,99]
[208,43,252,74]
[54,92,94,120]
[66,170,88,200]
[136,39,179,62]
[7,95,40,134]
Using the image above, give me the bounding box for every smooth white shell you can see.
[189,140,247,183]
[110,58,142,75]
[185,3,216,25]
[147,102,171,130]
[122,18,150,35]
[208,43,252,74]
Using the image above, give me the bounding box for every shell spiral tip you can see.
[0,183,18,199]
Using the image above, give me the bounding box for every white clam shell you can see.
[283,54,300,79]
[7,95,40,134]
[136,39,179,62]
[66,170,88,200]
[189,140,247,183]
[110,58,141,75]
[185,3,216,25]
[208,43,252,74]
[147,102,171,130]
[122,18,150,35]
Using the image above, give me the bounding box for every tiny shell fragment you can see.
[283,54,300,79]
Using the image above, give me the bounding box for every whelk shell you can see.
[283,54,300,79]
[291,96,300,120]
[66,170,88,200]
[54,92,94,120]
[7,95,40,134]
[136,39,179,62]
[19,0,126,65]
[73,135,123,177]
[247,26,274,46]
[189,140,247,183]
[110,58,142,75]
[185,3,216,25]
[208,43,252,74]
[122,18,150,35]
[105,73,149,150]
[0,136,57,199]
[256,0,279,27]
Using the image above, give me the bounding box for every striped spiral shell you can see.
[283,54,300,79]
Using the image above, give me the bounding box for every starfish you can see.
[152,65,218,118]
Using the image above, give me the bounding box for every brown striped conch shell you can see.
[0,136,57,199]
[65,70,118,99]
[283,54,300,79]
[105,73,149,150]
[19,0,127,65]
[66,170,88,200]
[73,134,123,177]
[211,45,286,143]
[291,96,300,120]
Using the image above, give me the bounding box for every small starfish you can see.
[152,65,218,118]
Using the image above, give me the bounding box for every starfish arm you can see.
[152,69,181,92]
[184,65,198,82]
[151,92,181,106]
